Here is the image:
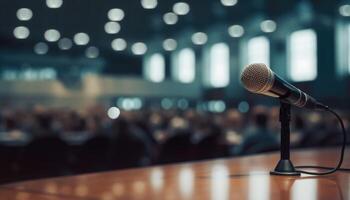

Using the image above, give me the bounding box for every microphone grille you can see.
[240,63,273,93]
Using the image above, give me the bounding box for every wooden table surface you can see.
[1,148,349,200]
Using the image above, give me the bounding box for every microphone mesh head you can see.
[240,63,274,93]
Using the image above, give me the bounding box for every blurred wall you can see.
[0,75,201,108]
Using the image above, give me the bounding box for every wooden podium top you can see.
[0,148,349,200]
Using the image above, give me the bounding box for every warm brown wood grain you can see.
[1,147,349,200]
[0,188,83,200]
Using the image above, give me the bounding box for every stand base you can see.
[270,171,301,176]
[270,159,301,176]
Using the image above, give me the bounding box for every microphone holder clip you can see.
[270,101,301,176]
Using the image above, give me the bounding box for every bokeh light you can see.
[107,107,121,119]
[108,8,125,21]
[111,38,127,51]
[58,38,73,50]
[13,26,30,39]
[16,8,33,21]
[191,32,208,45]
[85,46,99,58]
[163,12,178,25]
[141,0,158,9]
[163,38,177,51]
[44,29,61,42]
[228,25,244,37]
[73,32,90,45]
[131,42,147,55]
[34,42,49,55]
[260,20,277,33]
[104,21,121,34]
[173,2,190,15]
[46,0,63,8]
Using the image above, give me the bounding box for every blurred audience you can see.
[231,106,279,155]
[0,104,349,183]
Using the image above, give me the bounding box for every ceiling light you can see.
[260,20,277,33]
[220,0,237,6]
[141,0,158,9]
[34,42,49,55]
[131,42,147,55]
[173,2,190,15]
[85,46,99,58]
[163,12,178,25]
[339,5,350,16]
[44,29,60,42]
[108,8,125,21]
[104,21,121,34]
[13,26,30,39]
[16,8,33,21]
[163,38,177,51]
[228,25,244,37]
[46,0,63,8]
[73,32,89,45]
[58,38,72,50]
[111,38,127,51]
[191,32,208,45]
[107,107,121,119]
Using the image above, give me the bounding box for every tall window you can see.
[208,43,230,88]
[144,53,165,82]
[173,48,195,83]
[336,23,350,77]
[347,25,350,74]
[247,36,270,66]
[288,29,317,82]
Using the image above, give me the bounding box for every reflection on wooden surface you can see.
[1,148,349,200]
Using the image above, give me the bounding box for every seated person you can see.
[232,108,278,155]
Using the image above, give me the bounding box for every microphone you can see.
[240,63,327,110]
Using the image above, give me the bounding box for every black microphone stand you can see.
[270,101,301,176]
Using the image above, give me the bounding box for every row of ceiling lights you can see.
[104,2,350,53]
[163,2,190,25]
[13,0,100,58]
[162,19,275,51]
[140,0,237,10]
[105,1,192,55]
[11,19,278,57]
[143,0,236,26]
[107,0,238,54]
[108,1,192,55]
[11,0,255,57]
[103,7,147,55]
[12,1,350,58]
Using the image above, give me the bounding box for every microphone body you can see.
[240,63,327,109]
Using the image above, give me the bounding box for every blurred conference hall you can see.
[0,0,350,199]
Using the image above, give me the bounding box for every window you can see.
[173,48,195,83]
[144,53,165,82]
[208,43,230,87]
[336,23,350,77]
[347,25,350,74]
[288,29,317,81]
[247,36,270,66]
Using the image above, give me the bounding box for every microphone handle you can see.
[270,75,327,109]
